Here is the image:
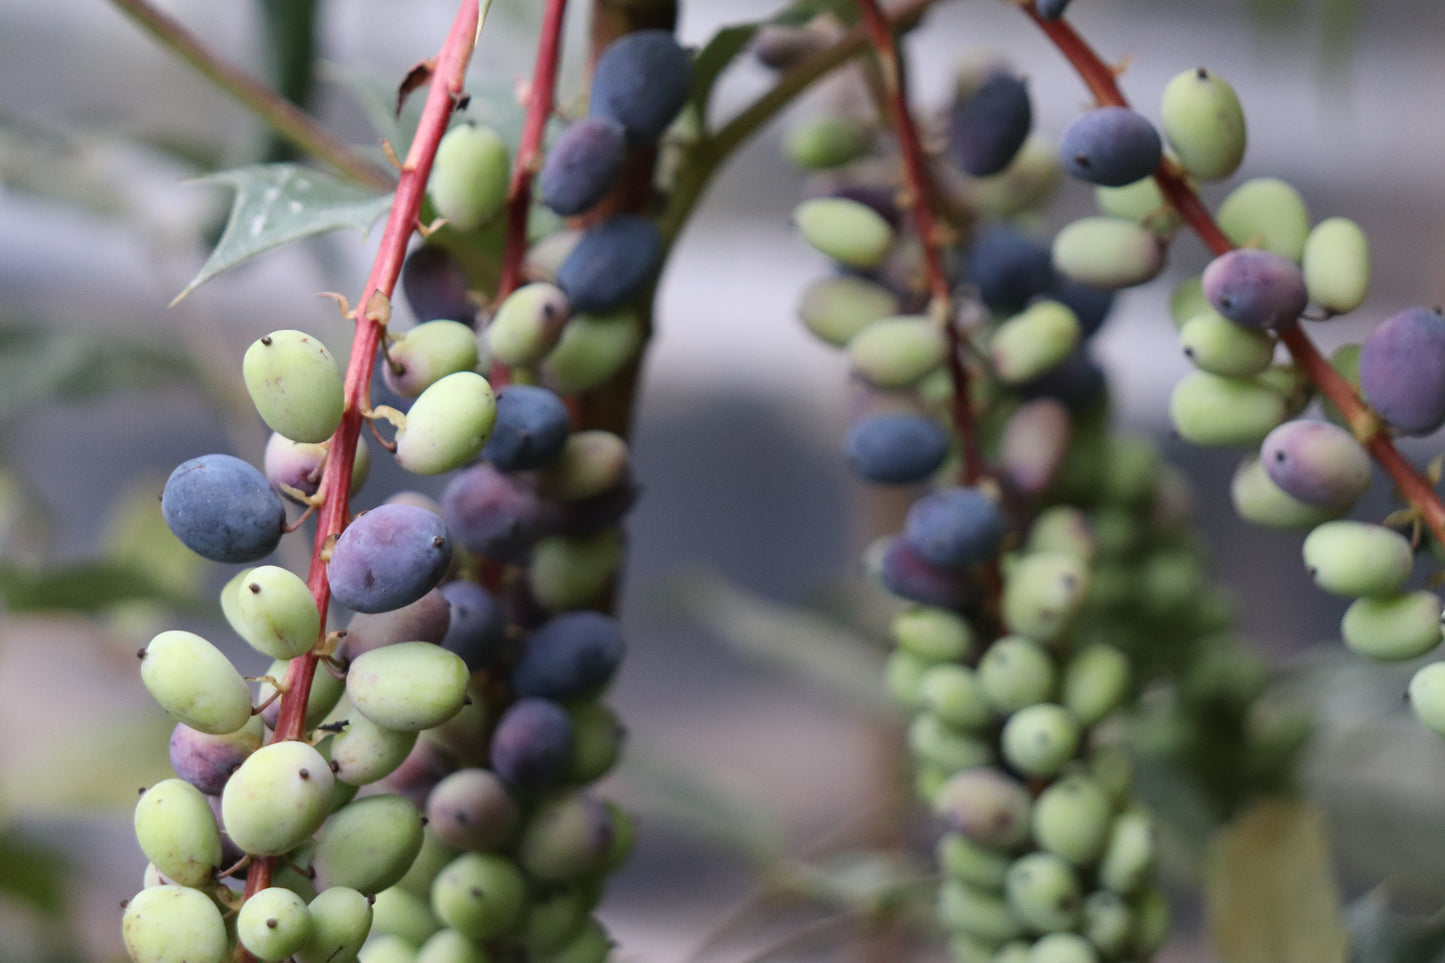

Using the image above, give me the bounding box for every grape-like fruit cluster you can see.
[779,41,1333,960]
[124,24,700,963]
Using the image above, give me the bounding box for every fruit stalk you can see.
[855,0,984,486]
[496,0,571,301]
[240,0,481,921]
[1023,0,1445,549]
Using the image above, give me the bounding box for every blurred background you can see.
[4,1,1445,961]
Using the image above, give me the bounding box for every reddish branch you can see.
[1022,2,1445,546]
[497,0,570,300]
[855,0,984,486]
[237,0,482,924]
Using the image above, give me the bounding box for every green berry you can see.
[1341,591,1444,662]
[296,886,373,963]
[848,316,947,388]
[487,283,571,368]
[1001,554,1089,644]
[430,125,510,231]
[310,794,424,895]
[221,740,335,856]
[1159,67,1246,181]
[387,320,482,397]
[1005,852,1083,933]
[1170,371,1288,447]
[908,712,993,773]
[431,852,527,941]
[1217,177,1310,261]
[140,630,253,736]
[231,565,321,660]
[237,887,314,961]
[395,371,497,476]
[797,276,900,346]
[893,607,976,661]
[134,778,222,888]
[347,641,471,732]
[1061,644,1131,728]
[1409,662,1445,736]
[1031,774,1113,865]
[920,664,992,730]
[1000,704,1080,779]
[1302,521,1413,598]
[541,309,643,393]
[1052,217,1165,289]
[990,301,1081,384]
[1180,310,1276,377]
[1302,217,1370,315]
[122,886,228,963]
[937,831,1012,888]
[243,329,346,444]
[937,878,1025,943]
[978,635,1057,714]
[793,197,894,268]
[1098,810,1156,894]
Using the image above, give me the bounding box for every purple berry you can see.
[328,504,453,614]
[1260,419,1372,509]
[540,117,629,216]
[904,487,1009,568]
[1059,107,1163,187]
[1201,248,1308,330]
[1359,306,1445,436]
[843,413,950,485]
[948,72,1032,177]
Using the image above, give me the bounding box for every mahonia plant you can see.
[113,1,1445,962]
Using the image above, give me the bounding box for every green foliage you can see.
[173,164,393,303]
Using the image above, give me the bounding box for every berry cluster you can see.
[774,9,1325,959]
[122,19,696,963]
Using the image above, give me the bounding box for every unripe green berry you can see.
[908,712,993,772]
[122,886,228,963]
[1061,644,1131,728]
[222,740,335,856]
[1004,852,1083,933]
[134,778,222,888]
[989,301,1081,384]
[430,125,510,231]
[848,316,946,388]
[937,878,1024,944]
[243,329,345,444]
[232,565,321,660]
[920,663,992,730]
[1031,774,1114,865]
[431,852,526,941]
[296,886,373,963]
[1098,810,1156,894]
[310,794,424,895]
[1302,216,1370,315]
[978,635,1057,714]
[892,607,976,661]
[487,283,571,368]
[542,309,643,393]
[237,887,314,961]
[937,831,1012,888]
[395,371,497,476]
[1001,554,1089,644]
[1052,217,1165,289]
[1341,591,1443,662]
[386,320,481,398]
[1000,704,1080,779]
[793,197,894,268]
[1159,67,1246,181]
[1217,177,1310,261]
[347,641,471,732]
[1302,521,1413,598]
[140,630,253,736]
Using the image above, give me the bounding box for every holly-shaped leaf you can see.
[173,163,393,304]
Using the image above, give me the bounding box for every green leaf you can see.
[1206,798,1349,963]
[0,323,196,415]
[0,561,196,614]
[0,830,68,915]
[672,572,891,713]
[173,163,392,304]
[689,0,853,127]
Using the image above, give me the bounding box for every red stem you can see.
[1022,0,1445,548]
[855,0,984,486]
[237,0,481,923]
[497,0,569,301]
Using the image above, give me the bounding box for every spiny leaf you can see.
[1206,797,1349,963]
[172,163,393,304]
